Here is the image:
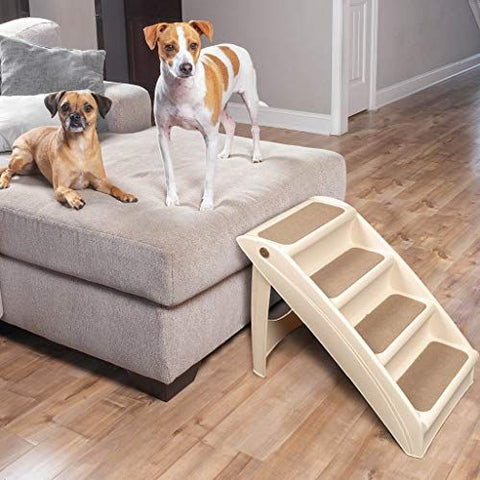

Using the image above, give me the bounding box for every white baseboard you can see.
[376,53,480,108]
[227,102,331,135]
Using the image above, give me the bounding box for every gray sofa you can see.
[0,19,346,399]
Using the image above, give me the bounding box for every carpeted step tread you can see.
[356,295,426,353]
[398,342,468,412]
[311,248,384,298]
[259,202,344,244]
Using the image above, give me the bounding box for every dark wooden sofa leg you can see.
[126,362,200,401]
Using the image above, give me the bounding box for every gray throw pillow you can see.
[0,35,105,96]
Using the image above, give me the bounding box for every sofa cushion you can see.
[0,17,61,95]
[0,94,60,152]
[0,17,61,48]
[0,35,105,96]
[0,127,345,306]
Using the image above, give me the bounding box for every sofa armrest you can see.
[0,17,61,47]
[104,81,152,134]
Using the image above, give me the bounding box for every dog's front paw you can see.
[252,154,263,163]
[120,192,138,203]
[218,149,230,159]
[166,191,179,207]
[200,198,214,211]
[0,176,10,189]
[66,193,86,210]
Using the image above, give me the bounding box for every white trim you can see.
[469,0,480,29]
[331,0,379,134]
[376,53,480,108]
[331,0,349,135]
[368,0,379,110]
[227,103,331,135]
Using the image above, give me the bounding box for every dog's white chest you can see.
[170,104,201,130]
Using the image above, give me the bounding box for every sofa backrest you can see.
[0,17,61,48]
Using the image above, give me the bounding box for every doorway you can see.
[331,0,378,135]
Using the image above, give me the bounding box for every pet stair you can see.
[237,196,478,458]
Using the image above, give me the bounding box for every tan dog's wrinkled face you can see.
[143,20,213,78]
[44,91,112,133]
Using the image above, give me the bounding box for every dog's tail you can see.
[259,100,268,108]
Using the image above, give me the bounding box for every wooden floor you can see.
[1,68,480,479]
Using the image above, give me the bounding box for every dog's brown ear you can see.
[189,20,213,41]
[44,91,66,118]
[92,93,112,118]
[143,22,168,50]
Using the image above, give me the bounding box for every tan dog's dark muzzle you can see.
[67,111,87,132]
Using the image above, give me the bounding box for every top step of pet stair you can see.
[237,196,479,459]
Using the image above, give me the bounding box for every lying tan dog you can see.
[0,90,137,209]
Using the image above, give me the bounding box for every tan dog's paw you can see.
[111,186,138,203]
[119,192,138,203]
[65,192,86,210]
[0,176,10,189]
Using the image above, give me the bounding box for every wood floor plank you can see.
[0,428,34,471]
[0,424,90,480]
[203,340,342,461]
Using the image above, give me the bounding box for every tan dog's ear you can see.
[189,20,213,41]
[143,22,168,50]
[44,91,67,117]
[92,93,112,118]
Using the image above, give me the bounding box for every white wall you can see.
[182,0,332,115]
[378,0,480,89]
[29,0,97,50]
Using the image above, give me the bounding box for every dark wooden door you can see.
[96,0,182,98]
[125,0,182,97]
[0,0,29,23]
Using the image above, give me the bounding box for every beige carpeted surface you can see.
[311,248,384,298]
[259,203,344,244]
[398,342,468,412]
[355,295,426,353]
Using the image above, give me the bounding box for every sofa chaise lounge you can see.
[0,18,346,400]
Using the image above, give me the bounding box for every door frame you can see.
[331,0,378,135]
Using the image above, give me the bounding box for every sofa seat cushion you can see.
[0,127,345,306]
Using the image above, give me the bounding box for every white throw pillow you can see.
[0,94,59,152]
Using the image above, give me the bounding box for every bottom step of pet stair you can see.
[237,196,478,458]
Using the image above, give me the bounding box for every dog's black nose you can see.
[179,63,193,75]
[70,112,81,122]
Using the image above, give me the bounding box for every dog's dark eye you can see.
[61,103,69,112]
[190,43,198,51]
[84,104,93,113]
[165,44,174,52]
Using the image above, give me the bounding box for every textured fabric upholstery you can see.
[0,35,105,96]
[0,255,251,384]
[0,17,61,95]
[104,81,152,133]
[0,94,59,152]
[0,127,346,306]
[0,17,61,48]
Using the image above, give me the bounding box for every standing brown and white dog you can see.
[0,91,137,209]
[144,20,263,210]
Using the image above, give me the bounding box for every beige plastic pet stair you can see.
[237,196,478,458]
